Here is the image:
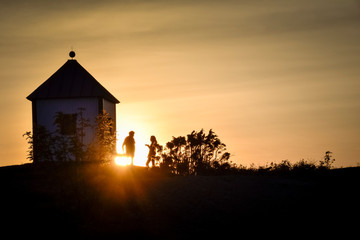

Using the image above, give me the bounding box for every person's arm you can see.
[122,138,126,152]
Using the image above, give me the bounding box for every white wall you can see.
[36,98,99,146]
[103,99,116,128]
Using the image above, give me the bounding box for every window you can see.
[54,113,77,135]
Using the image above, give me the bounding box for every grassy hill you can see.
[0,163,359,238]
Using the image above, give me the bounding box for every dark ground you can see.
[0,163,359,239]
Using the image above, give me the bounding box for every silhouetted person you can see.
[122,131,135,166]
[146,135,159,168]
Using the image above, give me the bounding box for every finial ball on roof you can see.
[69,51,76,59]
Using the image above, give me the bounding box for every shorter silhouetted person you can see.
[122,131,135,166]
[145,135,159,168]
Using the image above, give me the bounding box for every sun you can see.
[115,132,149,167]
[114,104,165,167]
[114,142,149,167]
[114,156,131,166]
[115,139,149,167]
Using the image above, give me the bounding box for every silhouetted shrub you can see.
[270,160,292,174]
[292,159,316,175]
[230,152,335,176]
[24,109,115,162]
[319,151,335,170]
[160,129,232,175]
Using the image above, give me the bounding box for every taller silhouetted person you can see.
[122,131,135,166]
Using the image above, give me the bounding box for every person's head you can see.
[129,131,135,137]
[150,135,157,143]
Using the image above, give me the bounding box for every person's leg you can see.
[130,151,135,166]
[146,156,150,168]
[151,158,155,167]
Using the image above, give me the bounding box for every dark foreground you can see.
[0,163,359,238]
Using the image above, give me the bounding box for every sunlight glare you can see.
[116,113,151,167]
[114,156,131,166]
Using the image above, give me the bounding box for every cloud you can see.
[1,0,360,167]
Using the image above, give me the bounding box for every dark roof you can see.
[27,59,120,103]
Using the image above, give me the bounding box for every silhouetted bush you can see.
[231,152,335,176]
[292,159,317,175]
[271,160,292,174]
[319,151,335,170]
[160,129,233,175]
[23,109,116,162]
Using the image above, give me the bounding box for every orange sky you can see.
[0,0,359,167]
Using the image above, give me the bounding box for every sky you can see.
[0,0,359,167]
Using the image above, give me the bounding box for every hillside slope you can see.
[0,164,358,238]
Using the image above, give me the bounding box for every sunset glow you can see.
[0,0,359,167]
[114,156,132,166]
[116,116,151,167]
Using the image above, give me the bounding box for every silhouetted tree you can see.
[86,110,116,162]
[23,126,53,162]
[160,136,188,174]
[187,129,228,174]
[24,109,115,163]
[270,160,292,174]
[161,129,231,175]
[73,107,91,161]
[23,131,34,162]
[292,159,316,175]
[53,109,92,161]
[319,151,335,169]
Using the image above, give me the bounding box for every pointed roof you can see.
[27,59,120,103]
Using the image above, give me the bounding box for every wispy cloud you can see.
[0,0,359,166]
